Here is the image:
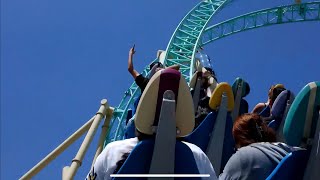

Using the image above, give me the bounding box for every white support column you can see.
[63,99,109,180]
[91,107,114,169]
[20,116,95,180]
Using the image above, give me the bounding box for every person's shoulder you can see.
[255,103,266,108]
[219,145,263,180]
[272,142,303,151]
[249,142,289,150]
[239,142,277,152]
[114,137,138,145]
[252,102,267,113]
[221,146,254,175]
[241,142,294,159]
[256,142,301,154]
[135,74,147,80]
[99,138,138,162]
[229,143,267,163]
[226,145,255,162]
[236,144,260,154]
[182,141,217,179]
[104,138,138,151]
[135,74,149,85]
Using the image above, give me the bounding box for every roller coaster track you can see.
[164,0,229,81]
[104,1,320,147]
[201,2,320,46]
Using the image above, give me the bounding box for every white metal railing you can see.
[20,99,114,180]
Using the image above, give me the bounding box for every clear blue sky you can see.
[1,0,319,179]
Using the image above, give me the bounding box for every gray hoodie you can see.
[219,142,299,180]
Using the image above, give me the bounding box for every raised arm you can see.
[128,46,140,79]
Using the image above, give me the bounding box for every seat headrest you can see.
[232,77,250,98]
[284,82,320,146]
[209,82,234,111]
[135,69,195,137]
[271,90,294,119]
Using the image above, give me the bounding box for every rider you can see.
[219,113,298,179]
[194,67,218,128]
[127,45,180,93]
[252,84,286,116]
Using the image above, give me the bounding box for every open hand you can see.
[129,45,136,56]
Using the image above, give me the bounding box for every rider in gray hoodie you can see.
[219,113,300,180]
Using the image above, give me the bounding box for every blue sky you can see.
[1,0,319,179]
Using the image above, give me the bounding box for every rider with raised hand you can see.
[127,45,180,93]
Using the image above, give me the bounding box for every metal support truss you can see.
[201,2,320,46]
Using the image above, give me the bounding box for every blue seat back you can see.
[133,96,141,114]
[266,149,309,180]
[184,112,235,174]
[268,120,277,130]
[184,112,217,151]
[124,116,136,139]
[268,90,294,133]
[115,140,200,180]
[126,109,133,125]
[239,99,249,115]
[123,96,141,139]
[271,90,293,119]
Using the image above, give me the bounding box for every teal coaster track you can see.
[103,1,320,147]
[202,2,320,46]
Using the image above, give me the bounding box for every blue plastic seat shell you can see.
[266,149,309,180]
[115,140,201,180]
